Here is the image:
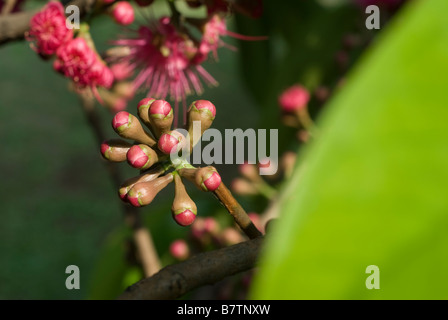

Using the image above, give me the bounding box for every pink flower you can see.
[54,37,114,100]
[278,85,310,112]
[113,17,218,126]
[26,1,73,56]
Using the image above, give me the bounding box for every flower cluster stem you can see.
[213,182,263,239]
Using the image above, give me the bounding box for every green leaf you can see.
[251,0,448,299]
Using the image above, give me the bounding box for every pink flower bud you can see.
[149,100,172,119]
[190,100,216,119]
[169,239,190,260]
[100,139,132,162]
[137,98,156,111]
[173,209,197,227]
[112,111,131,132]
[126,144,157,170]
[127,174,173,207]
[202,171,221,192]
[111,111,156,147]
[111,1,135,26]
[278,85,310,113]
[172,174,197,227]
[158,130,185,154]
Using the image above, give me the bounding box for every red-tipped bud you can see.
[173,209,197,227]
[148,100,173,138]
[178,166,222,192]
[187,100,216,148]
[112,111,156,147]
[136,97,156,129]
[278,85,310,113]
[118,165,165,200]
[158,130,186,154]
[126,144,158,170]
[198,167,221,191]
[172,174,197,226]
[111,1,134,26]
[190,100,216,119]
[100,139,132,162]
[169,239,190,260]
[126,173,173,207]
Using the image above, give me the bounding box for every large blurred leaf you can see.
[251,0,448,299]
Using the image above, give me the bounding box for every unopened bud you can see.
[127,173,173,207]
[112,111,156,147]
[169,239,190,260]
[100,139,132,162]
[278,85,310,113]
[111,1,134,26]
[178,166,221,192]
[136,97,156,129]
[172,174,197,226]
[187,100,216,147]
[126,144,159,170]
[148,99,173,138]
[118,165,165,200]
[157,130,186,155]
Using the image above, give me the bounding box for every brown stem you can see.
[1,0,17,15]
[79,93,161,278]
[118,236,264,300]
[213,182,262,239]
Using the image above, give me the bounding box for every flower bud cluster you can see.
[101,98,222,226]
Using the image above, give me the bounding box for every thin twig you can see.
[213,182,263,239]
[118,236,264,300]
